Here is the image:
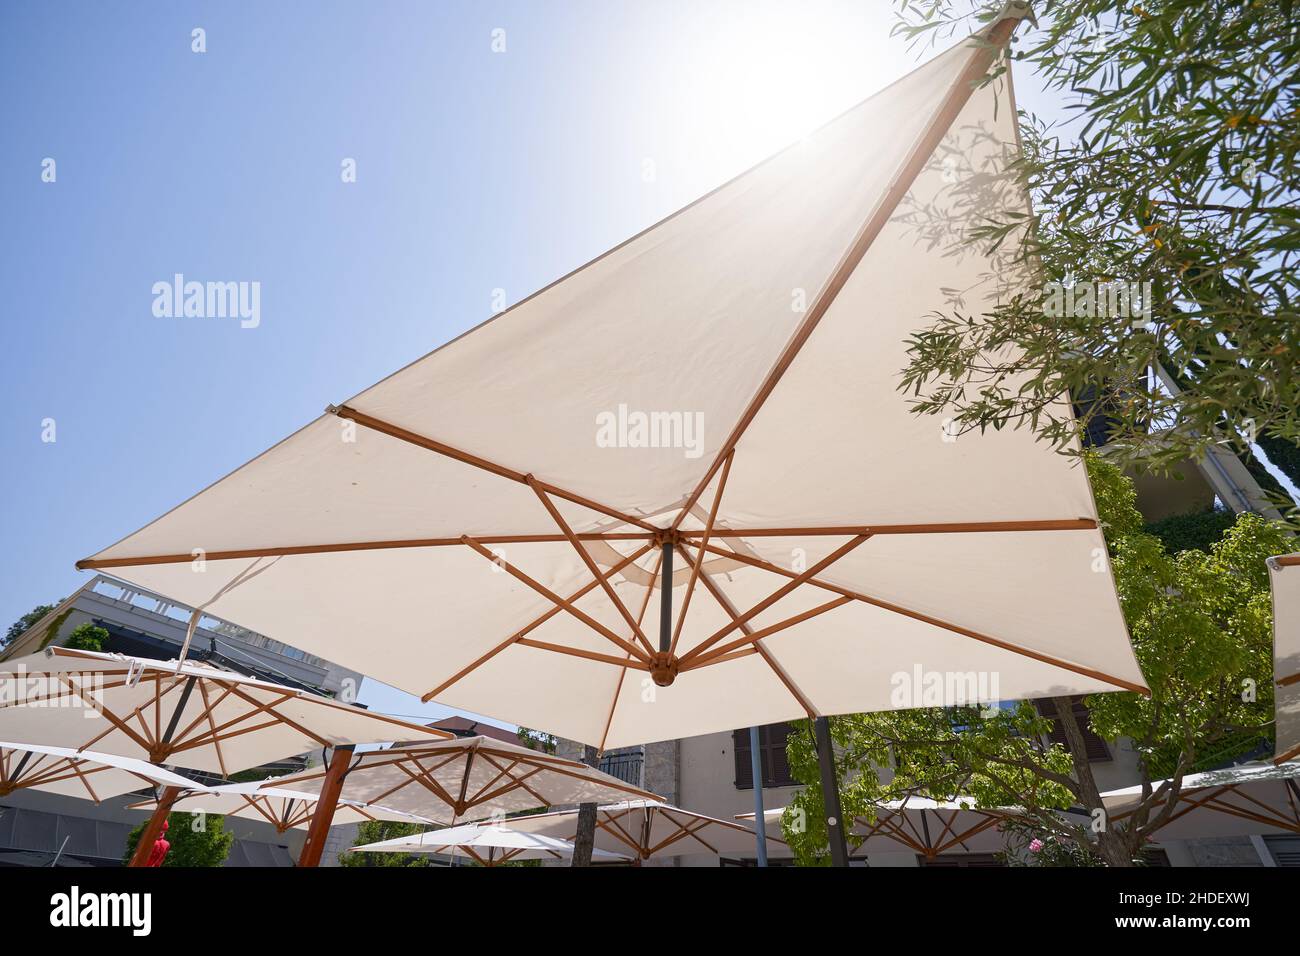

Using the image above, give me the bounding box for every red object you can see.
[145,820,170,867]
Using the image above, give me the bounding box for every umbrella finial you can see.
[649,652,679,687]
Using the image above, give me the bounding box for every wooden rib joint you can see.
[649,652,680,687]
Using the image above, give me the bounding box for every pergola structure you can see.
[76,4,1146,865]
[1101,762,1300,840]
[0,741,199,803]
[508,800,787,862]
[1269,554,1300,763]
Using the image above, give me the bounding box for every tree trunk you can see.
[1050,696,1137,867]
[570,745,599,867]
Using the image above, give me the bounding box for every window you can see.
[733,723,796,790]
[1035,697,1112,762]
[598,748,644,787]
[1264,835,1300,867]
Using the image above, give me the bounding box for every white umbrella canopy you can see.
[508,799,787,861]
[267,736,659,824]
[125,781,433,833]
[350,821,629,865]
[1101,762,1300,840]
[1269,554,1300,763]
[743,797,1018,859]
[76,9,1146,751]
[0,741,201,803]
[0,647,451,776]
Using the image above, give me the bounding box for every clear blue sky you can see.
[0,2,1075,725]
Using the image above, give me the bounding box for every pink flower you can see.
[1029,839,1044,853]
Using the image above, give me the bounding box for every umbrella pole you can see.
[297,744,354,868]
[748,726,768,867]
[658,540,673,651]
[813,717,849,867]
[128,785,182,867]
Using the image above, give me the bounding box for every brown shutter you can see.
[764,723,796,787]
[733,728,754,789]
[1036,697,1111,762]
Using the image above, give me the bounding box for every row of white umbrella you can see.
[0,647,664,865]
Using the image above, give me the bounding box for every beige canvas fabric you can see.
[126,781,431,832]
[350,821,627,864]
[78,13,1146,750]
[0,647,450,775]
[0,740,199,802]
[1270,555,1300,763]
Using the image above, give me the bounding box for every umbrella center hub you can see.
[649,652,680,687]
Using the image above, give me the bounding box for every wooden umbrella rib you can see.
[76,532,654,570]
[516,638,652,670]
[670,18,1022,533]
[680,534,871,664]
[1276,742,1300,765]
[691,539,1150,695]
[419,543,653,702]
[331,405,661,533]
[57,675,155,754]
[677,519,1097,538]
[688,556,819,717]
[461,535,652,664]
[527,477,655,655]
[464,754,521,805]
[599,550,662,753]
[682,596,854,670]
[670,451,733,657]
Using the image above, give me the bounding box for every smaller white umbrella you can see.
[509,799,787,861]
[126,781,433,834]
[1269,554,1300,763]
[268,735,659,824]
[0,646,450,775]
[1101,761,1300,839]
[743,796,1017,860]
[350,821,628,865]
[0,741,199,803]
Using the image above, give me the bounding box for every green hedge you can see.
[1143,508,1237,555]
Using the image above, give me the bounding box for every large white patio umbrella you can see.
[743,796,1019,861]
[74,6,1145,864]
[1100,762,1300,841]
[507,800,787,862]
[349,821,629,866]
[0,741,199,803]
[268,736,659,826]
[126,781,433,833]
[1269,554,1300,763]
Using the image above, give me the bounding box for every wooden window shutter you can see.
[733,728,754,789]
[1036,697,1111,762]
